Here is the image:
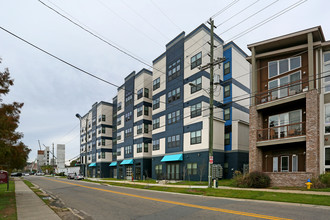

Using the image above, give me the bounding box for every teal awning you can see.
[88,163,96,167]
[109,162,117,167]
[120,159,133,165]
[161,154,183,162]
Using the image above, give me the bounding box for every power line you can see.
[211,0,240,19]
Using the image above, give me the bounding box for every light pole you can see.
[76,113,88,178]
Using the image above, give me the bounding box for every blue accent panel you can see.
[96,124,113,129]
[184,70,210,84]
[121,159,133,165]
[224,106,232,126]
[152,89,167,101]
[183,96,209,108]
[161,154,183,162]
[125,71,135,81]
[223,48,232,82]
[96,136,113,141]
[152,132,166,140]
[223,41,248,58]
[133,119,152,126]
[134,101,152,109]
[166,32,185,48]
[133,137,152,144]
[224,151,249,179]
[223,84,232,104]
[109,162,117,166]
[183,122,203,133]
[232,78,250,94]
[96,148,112,153]
[232,102,249,114]
[225,132,232,151]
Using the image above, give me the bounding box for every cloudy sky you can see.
[0,0,328,163]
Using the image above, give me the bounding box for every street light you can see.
[76,113,88,178]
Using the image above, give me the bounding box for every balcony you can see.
[257,122,306,142]
[255,79,305,105]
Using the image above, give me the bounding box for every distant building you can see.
[57,144,65,169]
[44,146,50,165]
[37,150,45,170]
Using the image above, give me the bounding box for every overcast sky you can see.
[0,0,328,164]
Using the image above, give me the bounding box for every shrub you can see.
[232,171,248,187]
[320,172,330,187]
[311,177,326,189]
[245,171,271,188]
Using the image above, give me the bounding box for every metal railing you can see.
[257,122,306,142]
[255,79,304,105]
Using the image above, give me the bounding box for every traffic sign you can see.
[209,156,213,164]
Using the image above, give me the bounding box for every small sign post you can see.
[209,156,213,164]
[0,170,9,191]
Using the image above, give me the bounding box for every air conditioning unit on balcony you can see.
[303,86,308,92]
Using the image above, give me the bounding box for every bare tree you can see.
[198,160,206,182]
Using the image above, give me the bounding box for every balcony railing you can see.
[255,80,304,105]
[257,122,306,142]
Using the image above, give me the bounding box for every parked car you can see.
[67,173,75,179]
[11,172,22,177]
[35,172,45,176]
[74,174,84,180]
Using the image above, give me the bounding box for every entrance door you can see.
[135,167,141,180]
[126,165,132,180]
[167,163,180,180]
[113,168,117,178]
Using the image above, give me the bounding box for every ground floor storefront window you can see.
[167,163,180,180]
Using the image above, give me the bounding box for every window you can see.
[137,88,143,99]
[153,139,160,150]
[225,133,230,145]
[117,149,121,156]
[137,106,143,117]
[224,85,230,98]
[144,143,148,152]
[153,118,160,130]
[191,103,202,118]
[191,52,202,69]
[155,164,162,176]
[137,143,142,153]
[187,163,197,175]
[137,124,142,134]
[273,157,278,172]
[125,112,132,121]
[269,109,302,138]
[125,94,133,106]
[102,127,106,134]
[168,87,180,103]
[292,155,298,172]
[125,146,132,154]
[268,71,301,100]
[144,106,149,116]
[102,152,105,159]
[281,156,289,172]
[144,88,149,98]
[167,135,180,148]
[144,124,149,133]
[102,115,106,121]
[168,59,181,81]
[125,128,132,138]
[153,77,160,90]
[325,147,330,166]
[324,52,330,93]
[117,102,122,111]
[325,104,330,134]
[224,108,230,120]
[191,77,202,94]
[153,97,160,110]
[117,132,121,140]
[117,117,121,125]
[268,56,301,78]
[191,130,201,144]
[224,62,230,75]
[168,110,180,125]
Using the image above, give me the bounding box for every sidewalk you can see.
[88,178,330,196]
[15,178,60,220]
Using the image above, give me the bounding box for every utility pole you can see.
[199,18,226,188]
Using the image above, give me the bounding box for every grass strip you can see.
[0,180,17,220]
[84,180,330,206]
[22,180,51,206]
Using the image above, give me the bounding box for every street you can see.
[25,176,330,220]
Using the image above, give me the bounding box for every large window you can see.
[224,62,230,75]
[292,155,298,172]
[269,109,302,138]
[268,71,301,99]
[187,163,197,175]
[137,88,143,99]
[153,77,160,90]
[117,102,122,111]
[168,87,180,103]
[324,52,330,93]
[144,106,149,116]
[224,108,230,120]
[117,132,121,140]
[153,118,160,130]
[168,135,180,148]
[268,56,301,79]
[168,110,180,125]
[153,97,160,110]
[125,128,132,138]
[224,85,230,98]
[137,106,143,117]
[225,133,230,145]
[191,52,202,69]
[125,112,132,121]
[125,94,133,106]
[168,59,181,81]
[137,124,142,134]
[191,103,202,118]
[190,130,201,145]
[144,88,149,98]
[117,117,121,125]
[137,143,142,153]
[191,77,202,94]
[325,147,330,166]
[144,124,149,133]
[155,164,162,176]
[152,139,160,150]
[281,156,289,172]
[144,143,148,152]
[325,104,330,134]
[125,146,132,154]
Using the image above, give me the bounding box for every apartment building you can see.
[78,102,113,178]
[111,69,153,180]
[247,26,329,186]
[151,24,250,181]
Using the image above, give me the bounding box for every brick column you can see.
[305,89,320,175]
[249,105,263,172]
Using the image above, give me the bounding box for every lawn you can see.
[0,180,16,220]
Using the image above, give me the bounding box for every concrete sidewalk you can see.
[15,178,61,220]
[88,178,330,196]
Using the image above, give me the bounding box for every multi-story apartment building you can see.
[111,69,153,180]
[247,26,329,186]
[150,24,250,181]
[78,101,113,178]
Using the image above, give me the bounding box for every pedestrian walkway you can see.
[15,178,61,220]
[88,178,330,196]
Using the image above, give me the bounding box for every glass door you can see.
[167,163,180,180]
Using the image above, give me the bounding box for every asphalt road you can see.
[25,176,330,220]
